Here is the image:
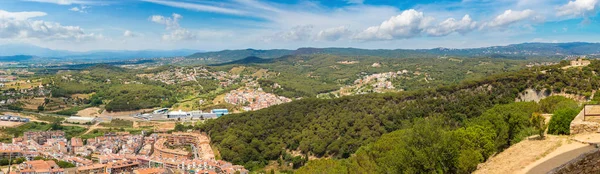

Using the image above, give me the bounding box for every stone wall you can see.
[570,109,600,135]
[548,149,600,174]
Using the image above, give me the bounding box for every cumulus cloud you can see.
[149,13,197,41]
[269,25,314,42]
[317,26,352,41]
[161,29,196,41]
[69,6,89,13]
[123,30,137,37]
[149,13,182,30]
[557,0,598,17]
[426,15,477,37]
[0,10,47,20]
[481,9,535,29]
[0,10,100,41]
[353,9,435,40]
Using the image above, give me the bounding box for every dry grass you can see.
[18,97,45,110]
[1,80,41,90]
[0,121,24,128]
[76,107,102,117]
[474,136,565,174]
[229,66,246,75]
[71,93,95,100]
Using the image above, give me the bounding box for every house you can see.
[18,160,64,174]
[105,160,140,174]
[570,58,591,67]
[133,168,166,174]
[76,164,106,174]
[23,131,65,145]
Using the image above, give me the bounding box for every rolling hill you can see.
[186,42,600,64]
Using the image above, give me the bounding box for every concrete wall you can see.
[548,149,600,174]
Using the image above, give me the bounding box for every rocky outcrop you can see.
[548,149,600,174]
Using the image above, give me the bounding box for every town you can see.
[0,130,248,174]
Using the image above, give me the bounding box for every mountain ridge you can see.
[186,42,600,63]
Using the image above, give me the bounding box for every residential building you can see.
[18,160,64,174]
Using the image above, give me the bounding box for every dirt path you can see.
[475,134,600,174]
[83,122,102,135]
[473,136,565,174]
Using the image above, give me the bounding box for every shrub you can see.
[547,108,579,135]
[539,96,577,113]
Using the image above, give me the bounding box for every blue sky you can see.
[0,0,599,51]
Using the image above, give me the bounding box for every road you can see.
[525,145,596,174]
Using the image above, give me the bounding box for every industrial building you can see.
[211,109,229,116]
[65,116,97,124]
[165,109,228,120]
[0,115,30,122]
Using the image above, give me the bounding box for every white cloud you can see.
[0,10,47,20]
[0,10,100,41]
[353,9,434,40]
[161,29,196,41]
[317,26,352,41]
[149,13,181,30]
[142,0,246,16]
[24,0,97,5]
[69,6,89,13]
[149,13,197,41]
[268,25,314,42]
[557,0,598,17]
[123,30,137,37]
[426,15,477,37]
[482,9,535,29]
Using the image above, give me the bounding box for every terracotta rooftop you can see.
[133,168,165,174]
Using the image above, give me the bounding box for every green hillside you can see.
[199,60,600,171]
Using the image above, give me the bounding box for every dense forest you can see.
[199,60,600,171]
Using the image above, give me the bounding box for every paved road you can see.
[526,145,597,174]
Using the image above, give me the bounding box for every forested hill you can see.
[186,42,600,63]
[199,60,600,171]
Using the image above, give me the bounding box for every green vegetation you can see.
[56,160,76,168]
[297,102,539,174]
[201,60,600,170]
[0,157,26,166]
[53,106,85,116]
[0,122,86,141]
[547,108,580,135]
[102,84,173,112]
[99,119,133,128]
[46,64,178,112]
[530,112,547,139]
[539,96,578,113]
[218,55,525,98]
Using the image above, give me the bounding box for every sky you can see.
[0,0,599,51]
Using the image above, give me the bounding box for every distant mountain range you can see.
[0,44,200,62]
[187,42,600,63]
[2,42,600,64]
